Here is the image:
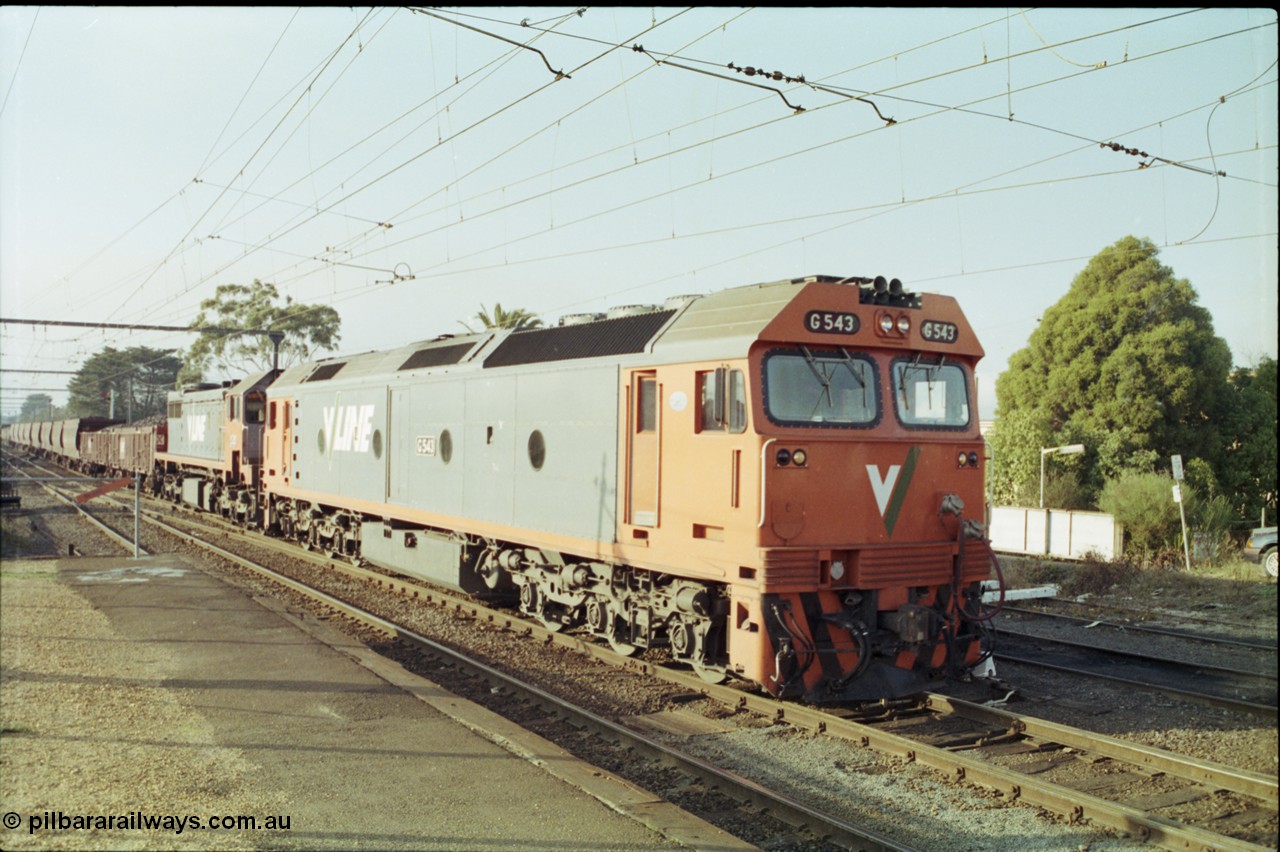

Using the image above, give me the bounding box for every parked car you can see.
[1243,526,1277,579]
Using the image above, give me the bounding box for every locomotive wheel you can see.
[606,609,640,656]
[692,662,729,684]
[607,632,639,657]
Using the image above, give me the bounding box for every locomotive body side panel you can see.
[509,364,620,542]
[390,378,466,512]
[290,381,388,506]
[161,390,228,469]
[461,373,516,527]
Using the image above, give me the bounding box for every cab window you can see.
[699,368,747,434]
[245,392,266,425]
[891,357,970,429]
[762,348,878,427]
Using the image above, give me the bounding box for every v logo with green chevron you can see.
[866,446,920,536]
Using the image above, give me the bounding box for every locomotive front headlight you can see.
[896,315,911,335]
[878,314,895,334]
[775,448,792,466]
[791,449,807,467]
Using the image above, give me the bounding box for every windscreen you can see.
[763,349,879,427]
[891,358,971,428]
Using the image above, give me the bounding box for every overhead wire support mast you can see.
[0,318,289,371]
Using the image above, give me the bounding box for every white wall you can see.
[989,506,1122,560]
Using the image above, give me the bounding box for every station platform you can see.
[0,554,750,851]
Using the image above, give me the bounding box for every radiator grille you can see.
[761,549,819,586]
[854,544,954,587]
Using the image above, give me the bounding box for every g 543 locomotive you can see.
[11,274,1000,702]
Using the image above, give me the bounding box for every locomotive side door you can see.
[627,371,660,528]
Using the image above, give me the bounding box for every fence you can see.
[988,506,1123,560]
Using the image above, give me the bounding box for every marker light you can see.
[791,449,808,467]
[776,448,792,466]
[968,451,980,467]
[957,451,969,467]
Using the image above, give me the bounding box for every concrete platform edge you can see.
[255,593,758,851]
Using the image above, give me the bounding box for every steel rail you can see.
[1037,597,1276,644]
[995,623,1277,680]
[992,627,1277,719]
[1000,604,1279,652]
[994,649,1277,720]
[926,693,1278,807]
[703,692,1273,852]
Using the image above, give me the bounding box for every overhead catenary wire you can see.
[60,8,1259,327]
[5,5,1274,370]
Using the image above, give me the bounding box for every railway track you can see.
[9,459,1278,850]
[992,624,1277,718]
[1000,603,1279,652]
[1009,597,1278,647]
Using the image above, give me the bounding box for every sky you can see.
[1,7,1276,421]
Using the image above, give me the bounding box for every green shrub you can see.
[1098,471,1183,559]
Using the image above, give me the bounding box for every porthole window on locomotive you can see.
[528,430,546,471]
[439,429,453,464]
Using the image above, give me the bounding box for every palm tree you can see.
[462,303,543,332]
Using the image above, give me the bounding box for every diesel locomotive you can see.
[8,274,1001,702]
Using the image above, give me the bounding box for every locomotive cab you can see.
[742,279,993,701]
[622,276,997,701]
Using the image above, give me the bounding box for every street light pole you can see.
[1040,444,1086,509]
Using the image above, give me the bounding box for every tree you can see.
[18,394,54,422]
[181,280,341,385]
[1217,357,1278,524]
[990,236,1232,505]
[461,303,543,333]
[67,346,183,420]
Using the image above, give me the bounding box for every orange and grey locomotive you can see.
[258,274,998,701]
[7,274,1000,703]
